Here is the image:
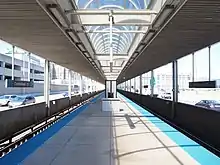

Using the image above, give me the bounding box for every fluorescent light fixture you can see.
[49,5,68,28]
[154,5,174,28]
[67,31,79,43]
[137,44,145,52]
[84,52,90,57]
[133,52,139,57]
[77,44,86,52]
[143,31,155,43]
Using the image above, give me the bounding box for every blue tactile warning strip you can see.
[0,93,104,165]
[119,93,220,165]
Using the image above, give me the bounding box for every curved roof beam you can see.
[77,0,144,10]
[101,47,122,54]
[92,33,129,50]
[96,41,124,53]
[90,27,131,44]
[98,44,123,53]
[103,44,125,52]
[99,5,124,10]
[93,27,134,42]
[94,36,127,53]
[94,36,127,51]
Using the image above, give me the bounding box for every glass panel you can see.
[178,54,194,104]
[75,0,151,55]
[76,0,149,9]
[210,43,220,80]
[194,47,209,81]
[177,45,220,112]
[142,72,150,95]
[154,63,172,99]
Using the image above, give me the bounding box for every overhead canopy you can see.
[118,0,220,83]
[0,0,105,83]
[72,0,156,80]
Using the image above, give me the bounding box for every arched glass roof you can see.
[75,0,151,55]
[76,0,150,9]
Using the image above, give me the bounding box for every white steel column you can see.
[150,70,154,96]
[140,75,142,95]
[44,60,50,115]
[68,69,72,100]
[28,52,31,81]
[109,11,113,63]
[172,60,178,102]
[208,46,211,81]
[80,74,83,96]
[134,77,136,93]
[130,79,132,92]
[172,60,178,119]
[192,53,195,82]
[12,45,15,80]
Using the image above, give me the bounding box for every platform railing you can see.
[118,89,220,157]
[0,90,103,157]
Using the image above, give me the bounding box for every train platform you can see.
[0,93,219,165]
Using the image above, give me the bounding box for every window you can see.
[142,72,151,95]
[210,43,220,80]
[194,47,209,81]
[154,63,172,99]
[177,43,220,112]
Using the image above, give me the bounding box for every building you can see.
[0,53,44,81]
[142,73,191,94]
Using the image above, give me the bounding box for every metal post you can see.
[192,53,195,82]
[130,79,132,92]
[172,60,178,119]
[134,77,136,93]
[109,11,113,63]
[150,70,154,96]
[208,46,211,81]
[68,69,72,100]
[44,60,50,116]
[80,74,83,96]
[12,46,15,80]
[28,52,31,81]
[140,75,142,95]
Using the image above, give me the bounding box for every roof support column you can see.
[150,71,154,97]
[80,74,83,96]
[12,45,15,80]
[172,60,178,119]
[130,79,132,92]
[192,53,195,82]
[44,60,50,116]
[68,69,72,100]
[134,77,136,93]
[109,11,113,71]
[208,46,211,81]
[28,52,31,81]
[140,75,142,95]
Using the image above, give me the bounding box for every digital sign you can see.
[5,79,34,88]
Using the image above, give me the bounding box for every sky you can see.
[0,38,220,80]
[150,42,220,80]
[0,40,45,65]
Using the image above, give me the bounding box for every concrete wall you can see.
[0,91,102,141]
[0,80,69,95]
[118,90,220,152]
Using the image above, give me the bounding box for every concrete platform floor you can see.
[20,96,200,165]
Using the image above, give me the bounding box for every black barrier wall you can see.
[0,91,103,141]
[118,90,220,151]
